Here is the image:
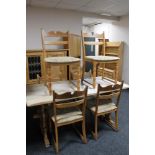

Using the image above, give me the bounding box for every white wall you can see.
[26,7,82,49]
[26,6,118,49]
[93,16,129,84]
[27,7,129,84]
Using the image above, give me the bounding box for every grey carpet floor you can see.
[26,89,129,155]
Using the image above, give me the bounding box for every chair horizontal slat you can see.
[84,41,104,45]
[98,85,113,91]
[44,41,68,45]
[104,68,115,73]
[99,94,113,99]
[99,89,113,94]
[112,92,120,97]
[55,99,84,109]
[46,31,68,37]
[54,91,85,99]
[83,33,104,39]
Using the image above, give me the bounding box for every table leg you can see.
[70,63,81,91]
[77,64,81,91]
[47,65,52,95]
[81,59,85,84]
[93,61,97,88]
[101,63,105,80]
[41,105,50,147]
[115,62,118,83]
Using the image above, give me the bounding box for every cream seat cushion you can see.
[86,56,120,62]
[45,56,80,64]
[90,102,117,114]
[51,108,83,124]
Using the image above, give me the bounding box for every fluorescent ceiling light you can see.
[100,13,112,16]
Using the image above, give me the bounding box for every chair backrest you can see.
[41,29,70,58]
[112,81,124,106]
[81,31,106,58]
[97,81,124,107]
[53,86,88,122]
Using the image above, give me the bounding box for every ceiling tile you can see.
[31,0,58,8]
[27,0,129,17]
[61,0,90,5]
[84,0,114,10]
[56,0,91,10]
[102,1,129,16]
[56,2,81,10]
[78,0,120,14]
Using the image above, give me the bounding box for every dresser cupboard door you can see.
[26,52,44,84]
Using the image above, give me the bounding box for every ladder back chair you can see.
[41,29,70,80]
[41,29,81,94]
[41,29,70,57]
[88,81,123,140]
[81,32,105,86]
[51,86,88,153]
[41,29,70,84]
[81,31,119,88]
[92,38,118,81]
[97,40,118,82]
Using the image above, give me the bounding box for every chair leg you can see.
[54,125,59,153]
[92,115,98,140]
[104,111,118,131]
[115,110,118,130]
[101,66,103,80]
[113,71,116,81]
[82,119,87,144]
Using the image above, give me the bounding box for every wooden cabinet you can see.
[97,41,123,81]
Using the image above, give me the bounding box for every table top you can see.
[26,77,123,107]
[44,56,80,64]
[85,56,120,62]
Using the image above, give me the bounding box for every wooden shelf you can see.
[105,53,119,56]
[106,42,122,47]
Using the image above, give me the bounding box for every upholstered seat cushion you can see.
[51,108,83,124]
[85,56,119,62]
[88,99,117,114]
[45,56,80,64]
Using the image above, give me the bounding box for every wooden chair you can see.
[81,32,119,88]
[41,29,70,57]
[41,29,81,94]
[81,31,105,81]
[97,39,117,81]
[51,86,88,153]
[41,29,70,83]
[88,81,123,140]
[98,64,116,80]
